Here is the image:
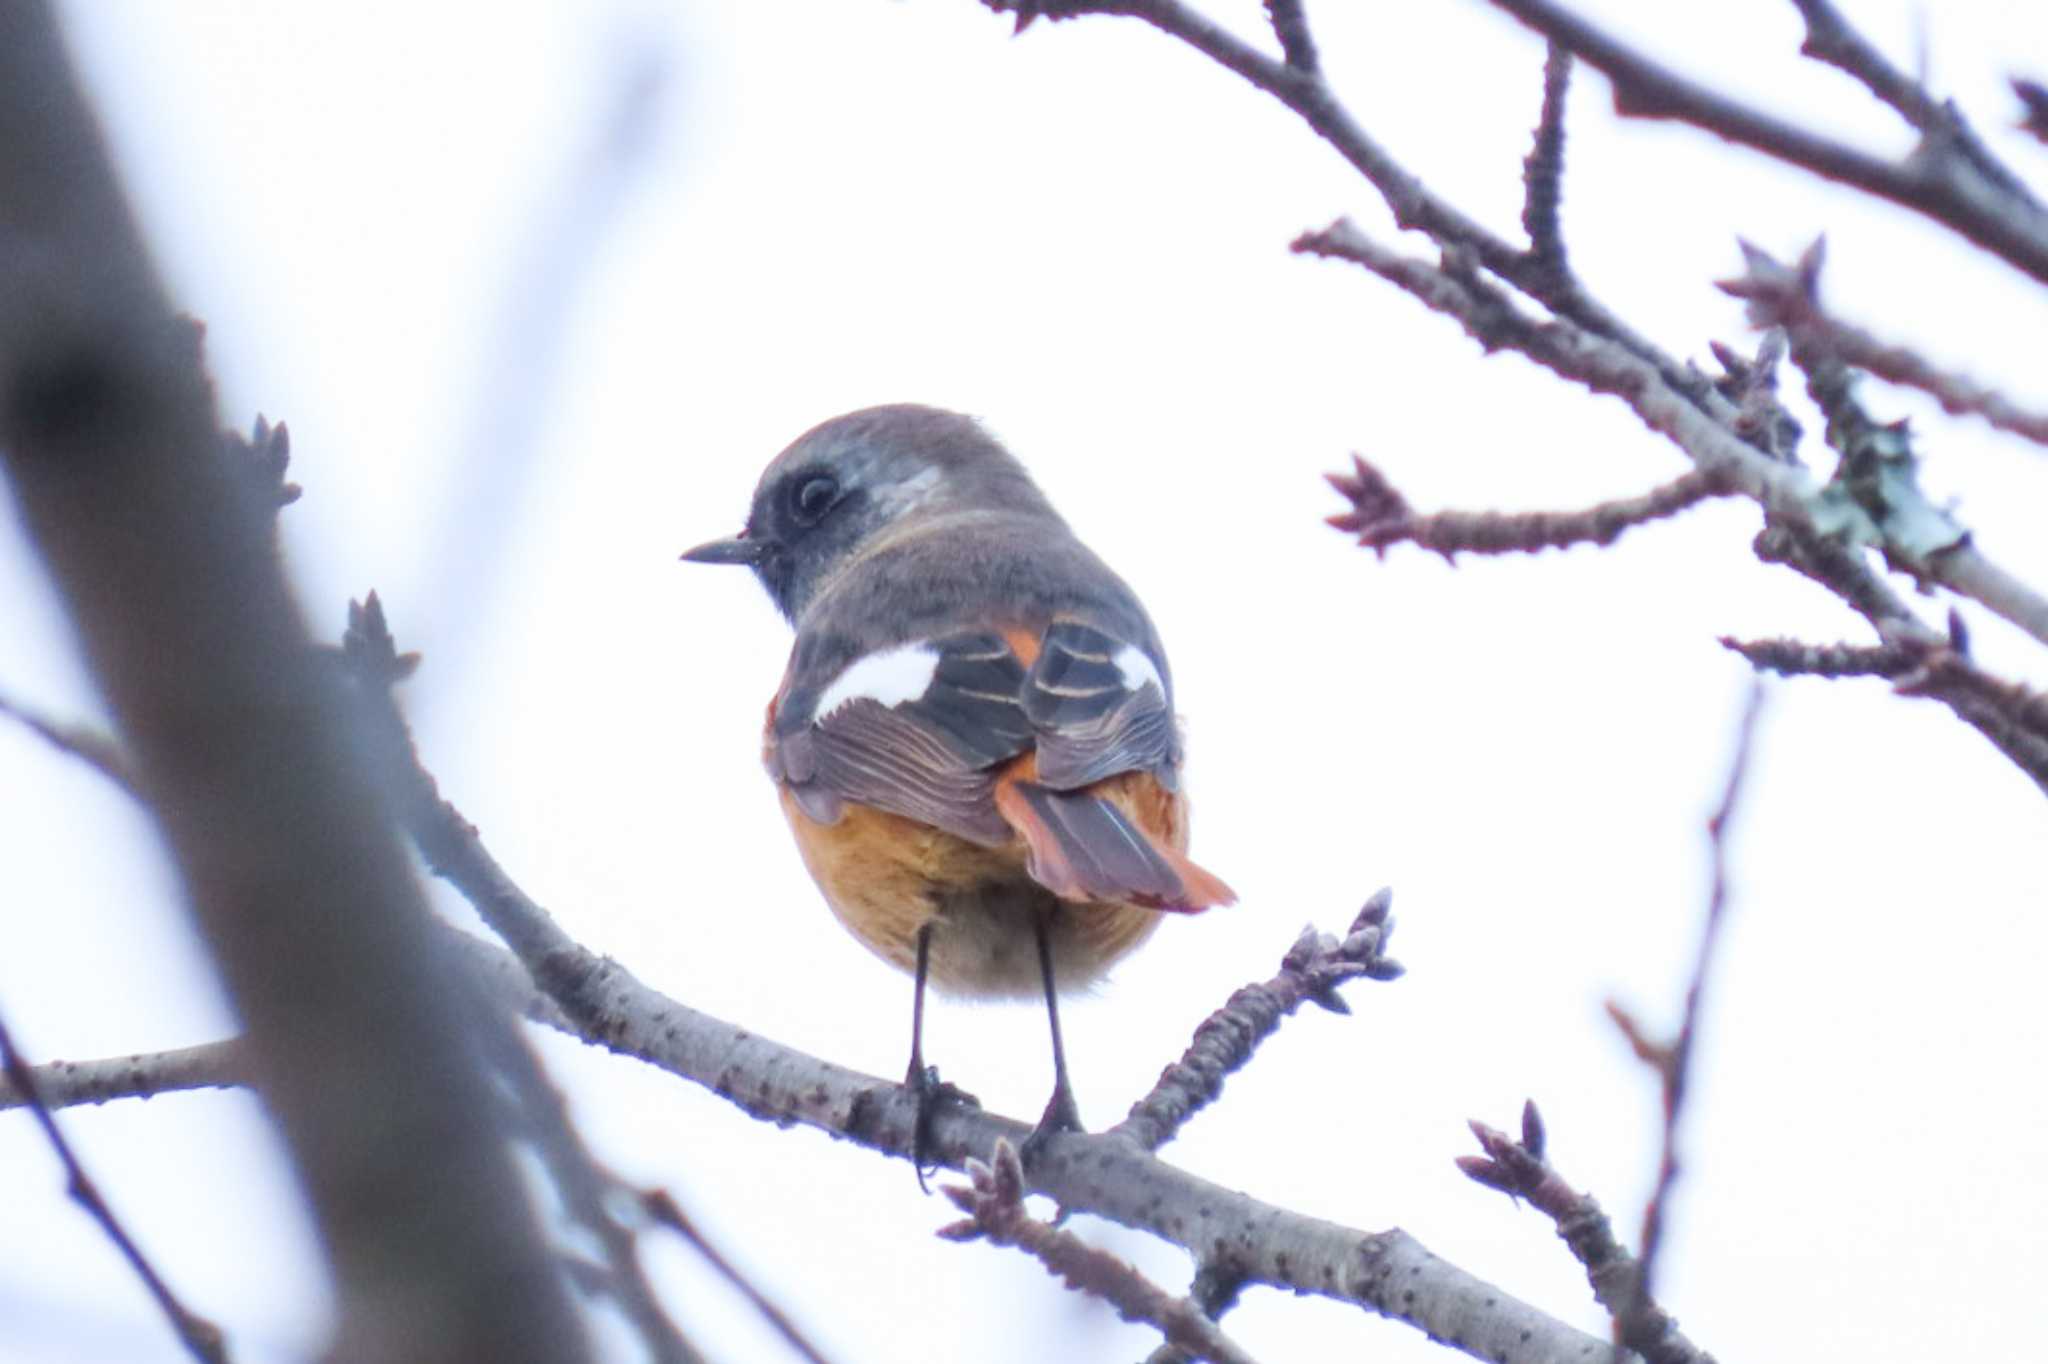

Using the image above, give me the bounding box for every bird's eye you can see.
[790,473,838,527]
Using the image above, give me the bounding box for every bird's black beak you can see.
[681,532,769,566]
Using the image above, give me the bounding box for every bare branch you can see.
[1460,1103,1714,1364]
[1522,44,1573,275]
[0,1013,229,1364]
[1719,635,1909,680]
[1295,220,2048,654]
[1788,0,2037,202]
[2015,78,2048,147]
[941,1140,1264,1364]
[0,1039,248,1111]
[330,594,1633,1364]
[477,1026,704,1364]
[643,1190,834,1364]
[1721,240,2048,447]
[1262,0,1316,75]
[1327,455,1735,559]
[0,4,592,1357]
[1619,687,1765,1326]
[1292,221,1807,508]
[1723,630,2048,793]
[0,688,134,792]
[983,0,1711,407]
[1789,2,1951,135]
[1112,891,1402,1153]
[1484,0,2048,284]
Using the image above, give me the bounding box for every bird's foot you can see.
[1019,1083,1084,1168]
[907,1063,979,1193]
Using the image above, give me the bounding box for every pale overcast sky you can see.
[3,3,2046,1362]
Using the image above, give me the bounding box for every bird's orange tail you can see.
[994,775,1235,912]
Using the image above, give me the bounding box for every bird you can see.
[683,403,1234,1180]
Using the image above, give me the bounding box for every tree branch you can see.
[940,1140,1263,1364]
[1112,893,1402,1153]
[1484,0,2048,284]
[1615,687,1764,1326]
[1521,44,1573,279]
[1460,1103,1713,1364]
[0,1038,248,1111]
[0,688,134,793]
[322,593,1641,1364]
[1327,455,1736,559]
[0,1012,229,1364]
[1722,247,2048,448]
[642,1189,834,1364]
[0,5,591,1359]
[1292,220,2048,656]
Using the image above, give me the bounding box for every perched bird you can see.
[684,404,1233,1177]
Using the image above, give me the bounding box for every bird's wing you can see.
[773,621,1231,910]
[771,630,1032,848]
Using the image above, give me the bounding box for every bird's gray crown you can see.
[735,404,1064,621]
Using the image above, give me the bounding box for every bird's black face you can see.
[682,436,914,622]
[684,403,1053,623]
[733,459,873,620]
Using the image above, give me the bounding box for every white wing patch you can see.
[1112,643,1164,695]
[815,642,941,720]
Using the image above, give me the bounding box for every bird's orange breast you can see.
[776,768,1174,999]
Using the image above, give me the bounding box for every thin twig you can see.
[2016,79,2048,147]
[1722,630,2048,792]
[1721,239,2048,447]
[1619,686,1766,1324]
[1113,892,1401,1152]
[0,1013,229,1364]
[482,1026,704,1364]
[1262,0,1316,75]
[1459,1103,1714,1364]
[642,1190,835,1364]
[983,0,1717,411]
[1295,219,2048,652]
[940,1140,1263,1364]
[0,689,135,792]
[1485,0,2048,284]
[1788,0,2035,202]
[1522,43,1574,276]
[1326,456,1735,559]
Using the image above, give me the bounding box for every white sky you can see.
[3,2,2046,1361]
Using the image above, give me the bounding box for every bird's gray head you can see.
[683,404,1061,621]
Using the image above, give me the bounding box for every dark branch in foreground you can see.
[0,1013,229,1364]
[1460,1103,1713,1364]
[0,5,592,1358]
[941,1140,1262,1364]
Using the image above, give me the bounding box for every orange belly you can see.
[778,789,1164,999]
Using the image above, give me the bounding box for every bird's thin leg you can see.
[906,920,973,1192]
[907,920,936,1085]
[1023,907,1083,1163]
